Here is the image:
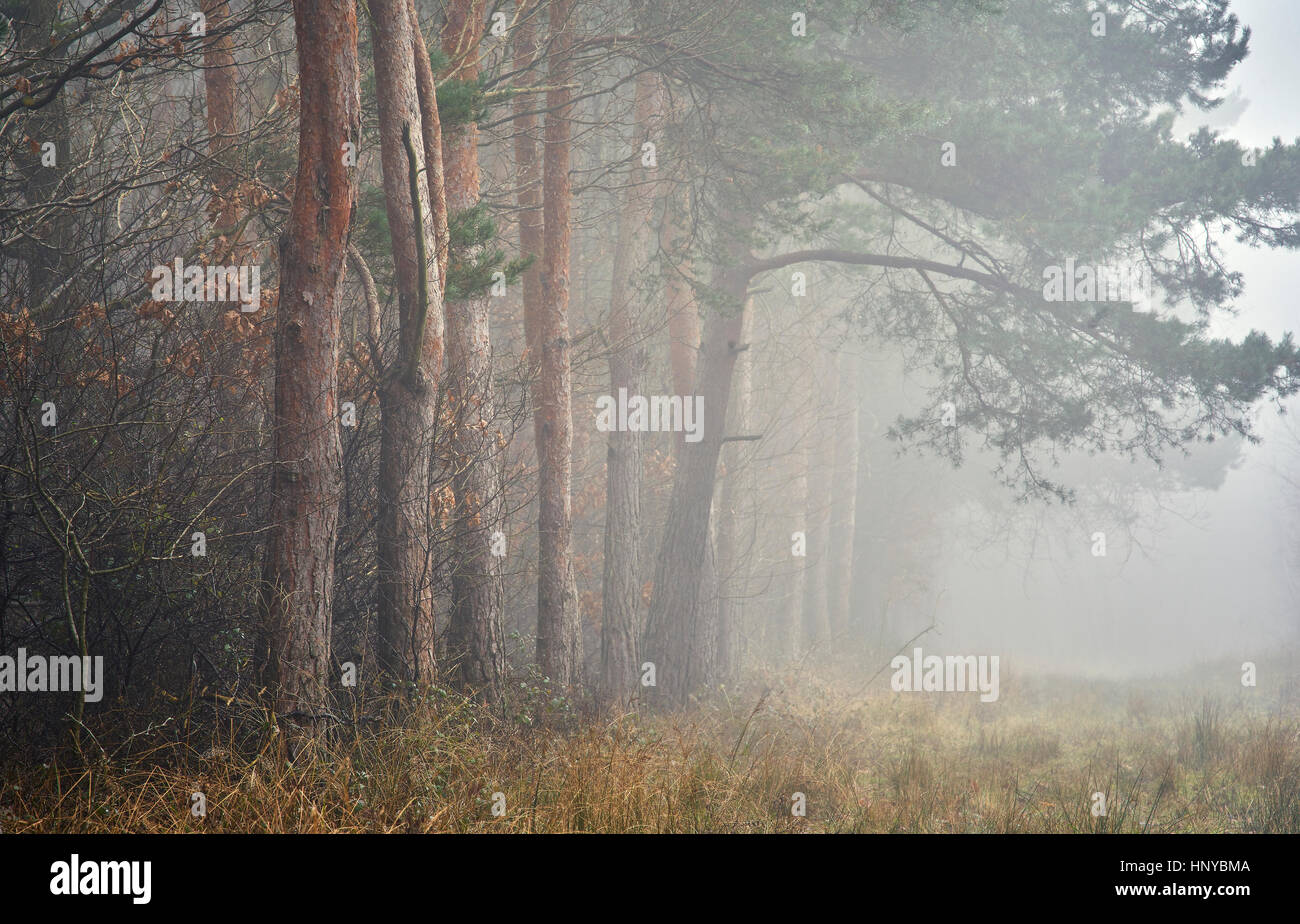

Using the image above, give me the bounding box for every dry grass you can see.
[4,658,1299,833]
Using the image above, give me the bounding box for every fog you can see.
[895,0,1299,678]
[5,0,1300,846]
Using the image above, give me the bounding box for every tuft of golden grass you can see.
[3,659,1299,833]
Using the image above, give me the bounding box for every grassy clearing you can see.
[4,656,1299,833]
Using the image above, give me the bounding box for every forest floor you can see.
[4,653,1299,833]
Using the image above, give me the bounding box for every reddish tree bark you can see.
[201,0,239,236]
[440,0,507,702]
[535,0,582,688]
[261,0,361,733]
[513,14,544,365]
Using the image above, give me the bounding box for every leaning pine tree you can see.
[641,0,1300,707]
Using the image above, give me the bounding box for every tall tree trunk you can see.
[261,0,361,732]
[715,298,754,682]
[598,70,661,709]
[661,188,699,401]
[535,0,582,688]
[440,0,507,702]
[828,354,859,638]
[513,15,544,364]
[512,12,548,675]
[370,0,444,685]
[650,161,717,701]
[642,258,749,708]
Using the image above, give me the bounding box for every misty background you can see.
[886,0,1300,676]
